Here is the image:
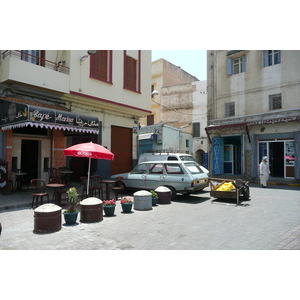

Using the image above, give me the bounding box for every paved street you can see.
[0,183,300,250]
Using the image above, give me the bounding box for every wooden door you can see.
[111,126,132,175]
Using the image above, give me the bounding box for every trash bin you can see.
[155,186,171,204]
[134,190,152,210]
[33,203,62,234]
[80,197,103,223]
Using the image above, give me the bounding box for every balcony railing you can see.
[1,50,69,75]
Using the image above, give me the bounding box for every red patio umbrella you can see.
[64,141,114,197]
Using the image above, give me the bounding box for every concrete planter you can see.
[33,203,62,233]
[133,190,152,211]
[80,197,103,223]
[155,186,171,204]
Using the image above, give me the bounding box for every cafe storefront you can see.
[0,99,100,183]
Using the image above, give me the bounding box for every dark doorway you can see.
[269,142,284,177]
[21,140,38,181]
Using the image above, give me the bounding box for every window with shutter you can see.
[193,122,200,137]
[225,102,235,117]
[90,50,112,83]
[227,52,246,75]
[269,94,282,110]
[263,50,281,67]
[147,115,154,125]
[123,51,141,93]
[125,55,137,91]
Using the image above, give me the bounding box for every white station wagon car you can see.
[111,161,209,200]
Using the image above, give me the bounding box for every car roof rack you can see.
[143,149,189,154]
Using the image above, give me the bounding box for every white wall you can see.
[69,50,152,113]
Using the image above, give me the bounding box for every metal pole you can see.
[87,157,91,197]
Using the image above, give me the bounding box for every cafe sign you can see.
[0,100,99,134]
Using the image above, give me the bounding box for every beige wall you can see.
[208,50,300,120]
[140,58,200,126]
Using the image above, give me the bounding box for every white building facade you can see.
[192,80,208,168]
[206,50,300,181]
[0,50,151,184]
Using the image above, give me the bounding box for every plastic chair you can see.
[59,167,69,185]
[80,176,96,199]
[110,176,124,200]
[49,177,68,204]
[91,175,104,199]
[31,179,49,208]
[48,168,57,183]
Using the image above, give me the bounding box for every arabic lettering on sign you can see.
[1,100,99,129]
[1,101,29,124]
[88,120,99,127]
[247,116,300,126]
[76,116,88,127]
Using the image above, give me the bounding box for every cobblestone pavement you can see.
[0,183,299,250]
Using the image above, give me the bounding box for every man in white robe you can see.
[259,157,270,188]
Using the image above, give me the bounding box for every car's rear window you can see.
[185,162,203,174]
[165,163,184,174]
[131,164,148,174]
[149,163,164,174]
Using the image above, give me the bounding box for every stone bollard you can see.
[80,197,103,223]
[33,203,62,234]
[133,190,152,211]
[155,186,171,204]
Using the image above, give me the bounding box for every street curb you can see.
[250,181,300,187]
[0,203,31,212]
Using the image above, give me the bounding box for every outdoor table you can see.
[46,183,66,205]
[60,170,73,185]
[101,179,116,200]
[13,172,27,191]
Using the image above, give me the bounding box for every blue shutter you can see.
[294,132,300,180]
[227,58,233,75]
[213,137,221,175]
[22,50,29,62]
[263,50,268,67]
[241,55,246,72]
[31,50,39,64]
[203,153,209,171]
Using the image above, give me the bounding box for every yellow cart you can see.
[209,178,250,205]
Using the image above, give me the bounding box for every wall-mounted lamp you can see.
[80,50,98,64]
[151,90,159,96]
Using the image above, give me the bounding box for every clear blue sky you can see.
[151,50,207,81]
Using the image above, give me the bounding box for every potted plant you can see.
[120,197,133,213]
[103,199,116,216]
[150,190,158,206]
[63,187,79,225]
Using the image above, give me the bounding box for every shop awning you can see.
[205,114,300,144]
[139,132,154,140]
[0,100,99,134]
[205,122,250,144]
